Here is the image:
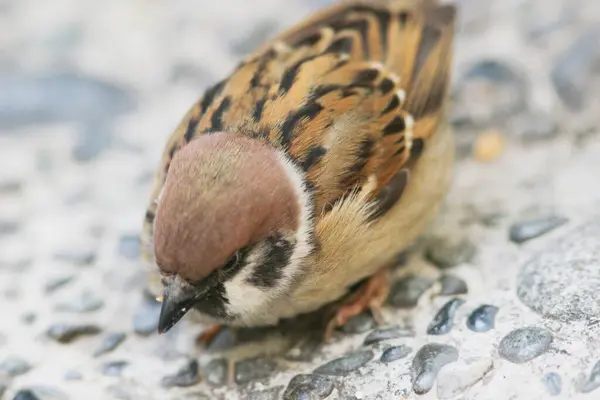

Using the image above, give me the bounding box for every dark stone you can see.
[427,298,466,335]
[12,390,39,400]
[118,235,140,260]
[101,360,129,377]
[161,359,200,388]
[0,73,135,129]
[466,305,499,332]
[498,327,553,364]
[411,343,459,395]
[542,372,562,396]
[93,332,126,357]
[283,374,335,399]
[132,296,161,336]
[13,386,68,400]
[517,218,600,322]
[363,326,414,345]
[438,275,468,296]
[341,312,375,334]
[46,323,101,343]
[247,386,284,400]
[54,249,96,266]
[44,276,75,294]
[234,357,278,385]
[388,276,435,308]
[509,216,568,244]
[203,358,227,387]
[313,350,373,376]
[579,360,600,393]
[551,28,600,111]
[0,356,31,377]
[284,337,321,362]
[55,291,104,313]
[425,236,476,269]
[380,345,412,363]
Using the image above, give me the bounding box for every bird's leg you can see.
[194,324,224,348]
[324,268,390,342]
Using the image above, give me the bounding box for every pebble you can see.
[0,180,22,194]
[13,386,68,400]
[427,298,466,335]
[118,235,140,260]
[247,386,283,400]
[46,323,101,343]
[64,370,82,381]
[203,358,227,387]
[542,372,562,396]
[93,332,127,357]
[380,345,412,363]
[0,221,19,236]
[234,357,278,385]
[0,356,31,377]
[509,216,568,244]
[363,326,414,345]
[411,343,459,395]
[132,297,161,336]
[55,291,104,313]
[425,236,476,269]
[0,73,135,128]
[282,374,335,399]
[498,327,553,364]
[341,312,375,334]
[551,28,600,111]
[313,350,373,376]
[388,276,435,308]
[451,60,528,127]
[436,357,494,399]
[284,337,321,362]
[466,305,499,332]
[12,390,39,400]
[53,249,96,267]
[44,276,75,294]
[161,359,200,388]
[101,360,129,377]
[517,218,600,322]
[579,359,600,393]
[438,275,468,296]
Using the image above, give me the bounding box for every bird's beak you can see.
[157,275,200,334]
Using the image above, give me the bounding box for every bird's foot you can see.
[324,268,390,342]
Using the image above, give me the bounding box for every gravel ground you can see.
[1,0,600,399]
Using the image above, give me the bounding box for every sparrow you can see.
[140,0,456,342]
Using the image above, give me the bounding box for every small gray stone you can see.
[12,390,39,400]
[579,359,600,393]
[427,298,466,335]
[283,374,335,399]
[0,180,22,194]
[0,220,19,236]
[551,28,600,111]
[44,276,75,294]
[132,297,161,336]
[380,345,412,363]
[0,356,31,377]
[46,323,101,343]
[247,386,284,400]
[93,332,126,357]
[203,358,227,387]
[438,275,468,296]
[234,357,277,385]
[517,219,600,322]
[101,360,129,377]
[284,337,321,362]
[364,326,414,345]
[54,249,96,266]
[21,312,36,325]
[15,386,68,400]
[388,276,435,308]
[341,312,375,334]
[498,327,553,364]
[118,235,140,260]
[467,305,499,332]
[161,359,200,388]
[64,370,82,381]
[425,236,476,269]
[542,372,562,396]
[314,350,373,376]
[509,216,568,244]
[411,343,459,395]
[55,291,104,313]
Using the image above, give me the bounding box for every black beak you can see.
[157,276,201,334]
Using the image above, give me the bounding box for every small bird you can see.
[141,0,456,342]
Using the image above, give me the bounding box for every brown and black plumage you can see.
[140,0,456,340]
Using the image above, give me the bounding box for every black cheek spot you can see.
[247,235,294,289]
[192,282,232,320]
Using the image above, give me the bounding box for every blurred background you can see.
[1,0,600,399]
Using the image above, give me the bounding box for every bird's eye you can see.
[222,251,241,273]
